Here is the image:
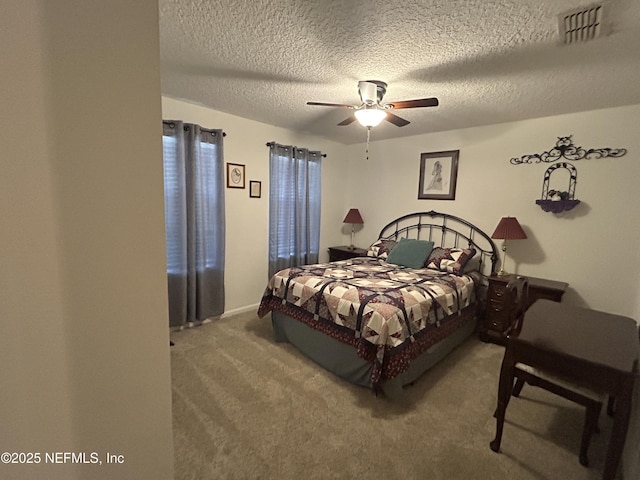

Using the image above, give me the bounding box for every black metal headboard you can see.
[377,210,499,277]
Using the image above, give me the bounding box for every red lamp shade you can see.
[491,217,527,275]
[343,208,364,225]
[491,217,527,240]
[343,209,364,250]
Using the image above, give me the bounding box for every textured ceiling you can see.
[159,0,640,145]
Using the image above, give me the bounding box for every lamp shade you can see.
[343,208,364,224]
[354,108,387,127]
[491,217,527,240]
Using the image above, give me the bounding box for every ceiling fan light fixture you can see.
[354,108,387,127]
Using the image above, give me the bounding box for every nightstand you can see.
[482,274,568,344]
[328,245,367,262]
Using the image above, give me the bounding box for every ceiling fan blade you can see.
[337,115,356,126]
[307,101,354,108]
[385,112,410,127]
[387,97,439,109]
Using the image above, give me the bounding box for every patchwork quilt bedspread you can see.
[258,257,479,385]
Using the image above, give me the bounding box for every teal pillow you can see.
[385,238,434,269]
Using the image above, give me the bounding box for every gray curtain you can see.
[268,142,322,278]
[163,121,225,328]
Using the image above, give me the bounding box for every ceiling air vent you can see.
[558,3,609,44]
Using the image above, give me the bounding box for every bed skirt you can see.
[271,310,477,399]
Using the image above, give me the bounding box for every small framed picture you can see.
[249,180,261,198]
[226,163,245,189]
[418,150,459,200]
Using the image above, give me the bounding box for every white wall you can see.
[345,104,640,319]
[162,97,350,315]
[1,1,174,479]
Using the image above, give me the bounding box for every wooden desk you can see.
[522,276,569,306]
[490,300,639,480]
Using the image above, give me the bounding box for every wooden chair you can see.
[510,362,605,466]
[505,275,529,336]
[494,280,605,466]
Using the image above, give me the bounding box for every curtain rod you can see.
[265,142,326,157]
[162,120,226,136]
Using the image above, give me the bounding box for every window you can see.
[162,121,225,326]
[268,143,322,278]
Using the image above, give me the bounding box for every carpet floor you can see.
[170,311,619,480]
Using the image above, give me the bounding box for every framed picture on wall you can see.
[226,163,245,189]
[249,180,261,198]
[418,150,459,200]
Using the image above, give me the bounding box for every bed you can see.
[257,211,499,398]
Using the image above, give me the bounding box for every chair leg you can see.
[491,354,515,453]
[512,377,525,397]
[494,371,524,418]
[494,379,515,418]
[579,400,603,467]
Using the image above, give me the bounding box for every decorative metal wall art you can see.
[510,135,628,214]
[510,135,627,165]
[535,163,581,213]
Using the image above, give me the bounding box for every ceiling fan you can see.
[307,80,439,128]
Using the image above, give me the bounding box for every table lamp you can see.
[491,216,527,275]
[343,208,364,250]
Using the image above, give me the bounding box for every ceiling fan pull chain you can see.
[365,127,371,160]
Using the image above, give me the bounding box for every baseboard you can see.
[171,304,260,331]
[221,303,260,319]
